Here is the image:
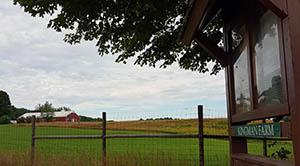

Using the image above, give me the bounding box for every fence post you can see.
[102,112,107,166]
[263,119,267,157]
[198,105,204,166]
[31,116,36,166]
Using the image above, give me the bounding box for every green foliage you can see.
[79,116,101,122]
[143,117,174,121]
[0,91,25,124]
[36,102,72,113]
[10,107,31,120]
[0,115,11,124]
[0,90,12,117]
[35,101,56,113]
[268,141,292,160]
[0,91,11,108]
[35,101,56,122]
[57,106,71,112]
[0,91,31,123]
[271,147,292,160]
[13,0,223,74]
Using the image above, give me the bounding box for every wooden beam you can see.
[259,0,288,18]
[194,32,229,66]
[232,104,289,123]
[285,0,300,165]
[180,0,210,46]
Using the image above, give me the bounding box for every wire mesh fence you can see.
[0,106,231,166]
[201,108,229,165]
[105,109,198,166]
[3,106,294,166]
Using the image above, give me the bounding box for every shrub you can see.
[0,115,11,124]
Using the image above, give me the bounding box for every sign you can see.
[232,123,281,137]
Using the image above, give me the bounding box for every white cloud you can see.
[0,1,227,119]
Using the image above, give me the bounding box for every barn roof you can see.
[18,111,76,119]
[54,111,76,117]
[18,112,42,119]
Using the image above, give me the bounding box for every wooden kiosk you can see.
[180,0,300,165]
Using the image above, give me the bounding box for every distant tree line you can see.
[139,117,176,121]
[0,90,31,124]
[79,116,102,122]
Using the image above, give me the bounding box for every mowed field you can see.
[0,119,293,166]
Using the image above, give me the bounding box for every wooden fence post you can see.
[198,105,204,166]
[262,119,267,157]
[102,112,107,166]
[31,116,36,166]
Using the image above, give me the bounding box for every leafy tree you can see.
[0,91,11,107]
[57,106,72,112]
[10,107,30,120]
[0,90,31,123]
[0,90,12,117]
[13,0,223,74]
[35,101,56,122]
[0,115,11,124]
[35,101,56,112]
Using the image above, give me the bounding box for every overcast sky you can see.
[0,1,226,119]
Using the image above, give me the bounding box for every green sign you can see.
[232,123,281,137]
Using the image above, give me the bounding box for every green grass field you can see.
[0,121,293,166]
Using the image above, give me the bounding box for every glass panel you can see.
[234,46,251,113]
[253,11,283,107]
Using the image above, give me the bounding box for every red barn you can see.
[52,111,80,122]
[18,111,80,122]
